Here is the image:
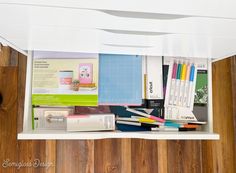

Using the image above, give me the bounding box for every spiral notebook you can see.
[99,54,142,105]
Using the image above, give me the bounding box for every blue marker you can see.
[190,64,195,81]
[165,121,181,128]
[187,63,195,107]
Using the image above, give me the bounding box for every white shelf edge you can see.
[17,131,220,140]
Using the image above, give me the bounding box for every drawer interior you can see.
[18,51,219,140]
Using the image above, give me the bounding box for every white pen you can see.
[169,61,178,105]
[174,61,182,105]
[183,63,191,106]
[187,63,195,107]
[178,62,187,106]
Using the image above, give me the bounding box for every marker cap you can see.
[171,61,178,79]
[186,63,191,81]
[190,64,195,81]
[181,63,187,80]
[176,62,182,79]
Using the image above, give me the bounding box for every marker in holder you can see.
[164,58,197,121]
[169,61,177,105]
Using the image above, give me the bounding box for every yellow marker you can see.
[138,117,155,123]
[181,63,187,80]
[179,63,187,106]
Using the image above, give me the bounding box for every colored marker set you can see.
[169,60,196,107]
[165,58,198,121]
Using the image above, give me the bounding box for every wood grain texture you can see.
[157,140,168,173]
[167,140,202,173]
[17,140,50,173]
[56,140,94,173]
[231,56,236,163]
[201,141,214,173]
[17,140,56,173]
[121,139,131,173]
[94,139,122,173]
[0,46,10,66]
[131,139,159,173]
[202,58,236,173]
[0,67,18,173]
[45,141,56,173]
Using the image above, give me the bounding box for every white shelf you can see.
[18,130,219,140]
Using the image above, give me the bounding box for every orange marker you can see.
[182,124,199,128]
[183,64,191,106]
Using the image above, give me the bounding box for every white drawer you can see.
[2,0,236,19]
[0,2,228,140]
[29,27,212,57]
[1,3,236,60]
[17,51,219,140]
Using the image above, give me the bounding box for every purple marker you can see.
[169,61,177,105]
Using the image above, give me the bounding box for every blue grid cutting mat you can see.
[99,54,142,105]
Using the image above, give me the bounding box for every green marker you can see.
[174,61,182,105]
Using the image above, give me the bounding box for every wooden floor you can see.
[0,46,235,173]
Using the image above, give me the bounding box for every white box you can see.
[146,56,163,100]
[66,114,115,132]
